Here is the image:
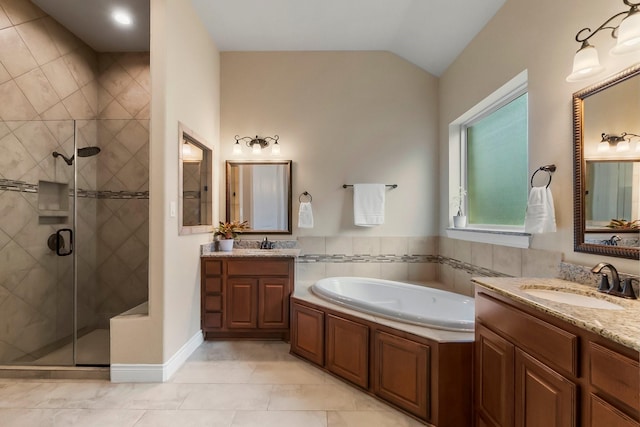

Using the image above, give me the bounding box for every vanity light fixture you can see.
[567,0,640,82]
[597,132,640,152]
[233,135,280,156]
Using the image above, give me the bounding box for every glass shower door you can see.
[0,119,76,366]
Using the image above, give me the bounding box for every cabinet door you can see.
[475,323,515,427]
[226,278,257,329]
[258,278,289,329]
[326,314,369,389]
[373,330,429,420]
[514,348,576,427]
[290,302,324,366]
[589,394,640,427]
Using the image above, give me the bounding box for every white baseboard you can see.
[110,330,204,383]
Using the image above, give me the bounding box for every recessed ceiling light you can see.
[112,9,132,26]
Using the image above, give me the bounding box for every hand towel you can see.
[524,186,557,234]
[298,202,314,228]
[353,183,385,226]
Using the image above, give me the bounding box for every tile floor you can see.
[0,340,428,426]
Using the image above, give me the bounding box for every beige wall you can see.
[110,0,220,364]
[439,0,640,274]
[221,51,439,237]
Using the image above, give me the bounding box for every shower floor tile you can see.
[33,329,110,366]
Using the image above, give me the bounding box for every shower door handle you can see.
[56,228,73,256]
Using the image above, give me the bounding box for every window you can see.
[464,92,528,227]
[449,70,528,233]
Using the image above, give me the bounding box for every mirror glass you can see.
[573,64,640,259]
[226,160,292,234]
[179,123,213,235]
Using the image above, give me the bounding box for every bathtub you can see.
[311,277,475,332]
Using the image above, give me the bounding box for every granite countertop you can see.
[293,280,475,344]
[201,247,300,258]
[473,277,640,352]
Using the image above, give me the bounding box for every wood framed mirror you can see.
[573,64,640,260]
[225,160,292,234]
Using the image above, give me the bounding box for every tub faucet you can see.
[590,262,635,298]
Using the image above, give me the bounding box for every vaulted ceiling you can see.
[31,0,506,76]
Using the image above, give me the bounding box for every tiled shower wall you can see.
[0,0,149,362]
[296,236,563,297]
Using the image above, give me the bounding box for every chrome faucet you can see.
[260,236,273,249]
[591,262,636,299]
[608,235,622,246]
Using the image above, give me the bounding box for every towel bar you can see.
[343,184,397,189]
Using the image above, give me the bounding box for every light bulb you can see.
[611,9,640,55]
[252,143,261,155]
[616,139,631,152]
[271,143,280,156]
[597,141,610,152]
[112,10,132,26]
[232,142,242,155]
[566,43,605,82]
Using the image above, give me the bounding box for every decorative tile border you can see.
[0,180,148,199]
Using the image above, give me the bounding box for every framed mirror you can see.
[573,64,640,259]
[226,160,292,234]
[178,122,213,235]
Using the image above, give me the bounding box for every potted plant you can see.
[214,220,249,251]
[451,187,467,228]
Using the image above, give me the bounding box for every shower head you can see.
[52,147,100,165]
[52,151,74,166]
[78,146,101,157]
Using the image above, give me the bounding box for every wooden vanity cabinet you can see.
[201,257,293,340]
[475,286,639,427]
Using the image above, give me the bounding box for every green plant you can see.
[606,219,639,229]
[214,220,249,239]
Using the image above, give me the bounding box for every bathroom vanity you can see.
[200,249,297,340]
[473,278,640,427]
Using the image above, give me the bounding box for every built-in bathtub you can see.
[311,276,475,332]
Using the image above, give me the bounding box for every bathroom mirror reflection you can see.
[573,64,640,259]
[226,160,292,234]
[179,122,213,235]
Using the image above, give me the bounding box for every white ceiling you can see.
[30,0,506,76]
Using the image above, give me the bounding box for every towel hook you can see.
[299,191,312,202]
[530,164,556,188]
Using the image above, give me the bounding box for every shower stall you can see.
[0,118,149,367]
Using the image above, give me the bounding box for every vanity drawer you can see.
[205,295,222,312]
[227,259,290,276]
[204,277,222,293]
[204,260,223,276]
[204,313,222,328]
[476,292,578,376]
[589,342,640,411]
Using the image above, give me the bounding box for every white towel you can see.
[353,183,385,226]
[298,202,314,228]
[524,186,557,234]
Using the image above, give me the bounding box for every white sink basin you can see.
[523,289,624,310]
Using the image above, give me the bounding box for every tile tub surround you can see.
[473,277,640,351]
[0,340,425,427]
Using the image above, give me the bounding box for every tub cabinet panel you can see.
[290,298,472,427]
[475,286,639,427]
[201,257,293,340]
[326,314,369,389]
[291,303,324,366]
[373,330,430,420]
